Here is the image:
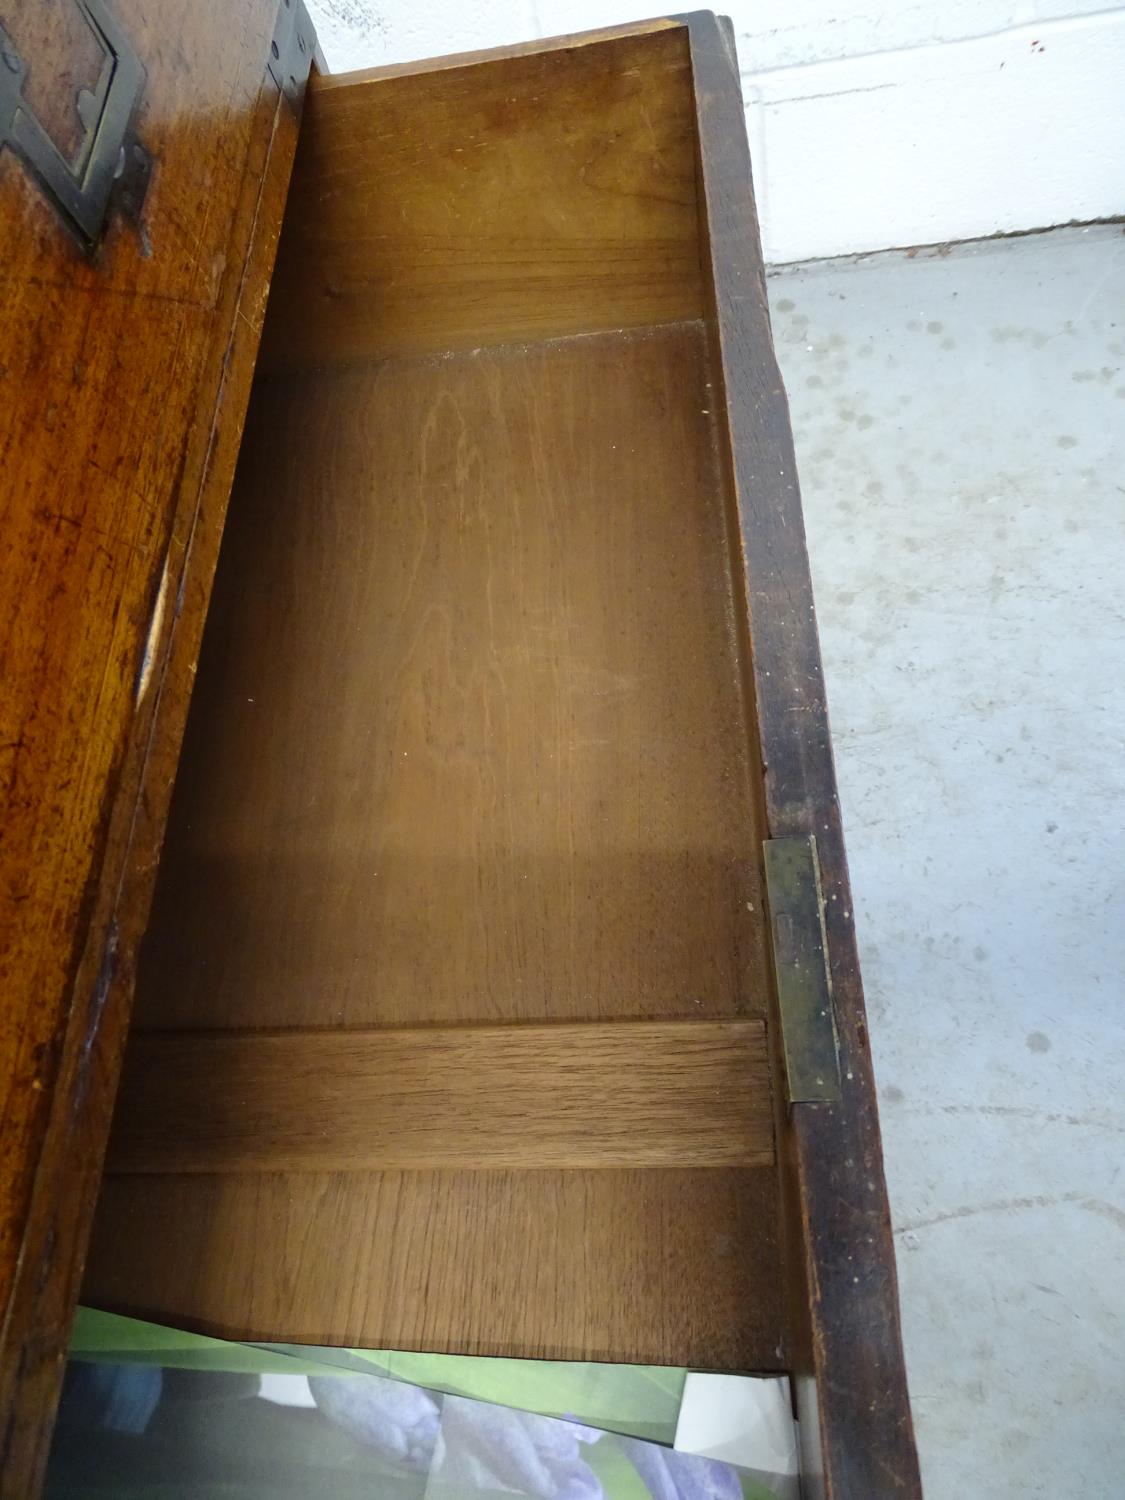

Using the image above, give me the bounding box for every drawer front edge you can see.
[0,3,314,1491]
[684,11,922,1497]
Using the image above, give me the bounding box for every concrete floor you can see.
[767,224,1125,1499]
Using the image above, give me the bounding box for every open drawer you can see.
[0,8,918,1497]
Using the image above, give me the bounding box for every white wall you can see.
[306,0,1125,263]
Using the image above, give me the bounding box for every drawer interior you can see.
[85,24,789,1372]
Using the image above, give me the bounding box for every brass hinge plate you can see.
[763,835,841,1104]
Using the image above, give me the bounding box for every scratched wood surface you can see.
[0,1,307,1491]
[685,12,922,1495]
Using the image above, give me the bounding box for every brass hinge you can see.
[763,835,841,1104]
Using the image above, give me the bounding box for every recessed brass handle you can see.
[0,0,147,249]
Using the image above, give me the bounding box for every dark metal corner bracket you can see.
[268,0,320,109]
[0,0,149,250]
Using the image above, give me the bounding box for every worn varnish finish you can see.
[0,1,308,1491]
[685,13,921,1497]
[106,1021,775,1173]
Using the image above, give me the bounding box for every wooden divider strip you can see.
[108,1019,773,1173]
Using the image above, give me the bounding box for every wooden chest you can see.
[0,5,920,1495]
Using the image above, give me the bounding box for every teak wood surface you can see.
[92,315,787,1370]
[0,7,921,1496]
[132,325,770,1034]
[0,0,308,1491]
[688,14,921,1495]
[260,24,701,366]
[107,1021,775,1174]
[89,1167,785,1368]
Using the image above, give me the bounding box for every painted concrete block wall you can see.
[307,0,1125,263]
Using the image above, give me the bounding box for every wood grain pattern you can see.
[260,26,702,367]
[4,11,917,1490]
[134,321,770,1032]
[313,17,680,89]
[0,2,311,1491]
[107,1021,773,1173]
[92,273,781,1371]
[685,13,921,1496]
[86,1167,786,1370]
